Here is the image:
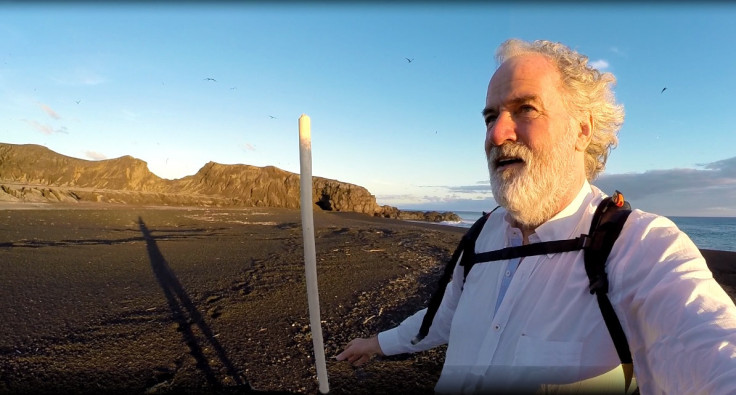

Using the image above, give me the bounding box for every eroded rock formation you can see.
[0,143,460,222]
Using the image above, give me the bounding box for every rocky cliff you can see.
[0,143,166,191]
[0,143,460,222]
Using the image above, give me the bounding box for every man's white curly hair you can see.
[496,39,625,180]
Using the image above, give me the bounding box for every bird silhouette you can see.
[75,100,80,104]
[405,57,414,63]
[661,87,667,94]
[204,77,217,82]
[269,115,277,119]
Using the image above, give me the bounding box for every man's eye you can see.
[516,105,538,118]
[484,114,498,126]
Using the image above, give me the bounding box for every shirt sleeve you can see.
[378,250,466,355]
[609,211,736,394]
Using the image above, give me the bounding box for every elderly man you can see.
[336,39,736,394]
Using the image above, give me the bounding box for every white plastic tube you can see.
[298,114,329,393]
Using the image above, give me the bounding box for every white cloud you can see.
[380,157,736,216]
[444,183,492,195]
[120,109,141,121]
[50,68,107,86]
[377,180,494,210]
[590,59,610,70]
[609,46,627,57]
[38,102,61,120]
[388,196,496,212]
[22,119,67,135]
[594,156,736,216]
[85,150,107,160]
[80,74,106,86]
[378,185,496,211]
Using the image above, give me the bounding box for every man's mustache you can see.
[488,142,531,170]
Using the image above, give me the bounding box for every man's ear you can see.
[575,114,593,151]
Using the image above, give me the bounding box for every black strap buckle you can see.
[588,275,609,294]
[578,234,592,249]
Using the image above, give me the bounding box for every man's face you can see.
[483,54,582,227]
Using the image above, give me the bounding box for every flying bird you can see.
[204,77,217,82]
[661,87,667,94]
[268,115,277,119]
[405,57,414,63]
[75,100,80,104]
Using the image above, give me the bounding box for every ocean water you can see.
[442,211,736,253]
[669,217,736,252]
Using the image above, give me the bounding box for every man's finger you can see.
[344,353,354,363]
[354,354,370,366]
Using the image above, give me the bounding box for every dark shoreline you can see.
[1,206,734,394]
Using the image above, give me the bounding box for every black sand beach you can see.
[1,205,735,394]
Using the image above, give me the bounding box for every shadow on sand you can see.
[138,217,296,395]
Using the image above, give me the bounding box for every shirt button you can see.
[505,270,511,277]
[494,324,500,331]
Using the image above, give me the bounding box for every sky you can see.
[2,2,736,217]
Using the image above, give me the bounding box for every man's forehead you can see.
[486,93,541,109]
[491,54,557,83]
[496,53,556,74]
[487,54,560,102]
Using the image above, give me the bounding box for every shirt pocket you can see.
[512,336,583,368]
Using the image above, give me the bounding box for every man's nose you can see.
[486,112,516,149]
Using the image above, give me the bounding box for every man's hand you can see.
[335,336,384,366]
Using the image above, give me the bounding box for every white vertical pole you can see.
[298,114,329,393]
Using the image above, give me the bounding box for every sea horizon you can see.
[404,209,736,253]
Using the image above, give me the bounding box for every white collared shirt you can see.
[378,181,736,394]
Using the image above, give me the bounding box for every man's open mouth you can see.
[495,157,524,169]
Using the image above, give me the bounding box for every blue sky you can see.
[2,2,735,216]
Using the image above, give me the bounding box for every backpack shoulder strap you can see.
[410,189,637,387]
[460,210,494,283]
[585,190,635,392]
[584,190,632,295]
[411,208,495,345]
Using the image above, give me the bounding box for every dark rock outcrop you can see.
[397,210,462,223]
[376,205,461,222]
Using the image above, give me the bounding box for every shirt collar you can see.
[534,180,594,242]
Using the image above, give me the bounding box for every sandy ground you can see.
[1,204,734,394]
[1,205,465,394]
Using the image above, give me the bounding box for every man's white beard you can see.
[487,134,578,228]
